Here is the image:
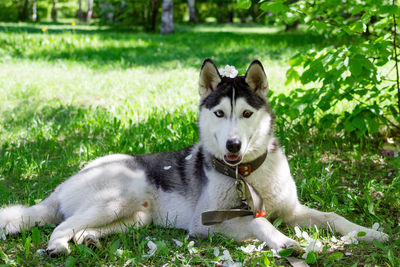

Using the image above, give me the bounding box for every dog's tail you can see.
[0,191,61,234]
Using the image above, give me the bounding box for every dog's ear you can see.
[245,60,268,97]
[199,58,221,98]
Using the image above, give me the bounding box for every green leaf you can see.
[305,251,317,264]
[313,21,327,32]
[379,5,398,15]
[262,253,271,267]
[311,194,325,205]
[24,236,31,257]
[286,68,300,84]
[357,231,366,237]
[273,217,283,228]
[31,227,41,249]
[65,256,77,267]
[349,57,362,77]
[110,239,120,254]
[155,241,169,256]
[329,251,344,261]
[278,248,293,257]
[237,0,252,9]
[388,250,396,266]
[365,115,379,134]
[318,114,337,129]
[0,249,16,266]
[260,2,288,14]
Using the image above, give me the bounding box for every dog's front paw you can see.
[46,239,71,256]
[267,233,299,252]
[359,229,389,243]
[73,229,101,248]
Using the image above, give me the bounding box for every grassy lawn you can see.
[0,22,399,266]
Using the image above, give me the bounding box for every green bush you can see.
[241,0,400,138]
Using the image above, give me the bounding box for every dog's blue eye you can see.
[214,110,224,118]
[243,110,253,118]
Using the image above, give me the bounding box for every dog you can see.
[0,59,388,256]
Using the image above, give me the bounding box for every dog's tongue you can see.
[226,154,240,161]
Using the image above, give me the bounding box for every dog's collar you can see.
[211,150,268,178]
[201,151,268,226]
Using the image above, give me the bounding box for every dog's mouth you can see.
[223,154,242,166]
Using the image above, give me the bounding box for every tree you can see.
[77,0,83,21]
[188,0,195,23]
[51,0,58,22]
[32,0,37,22]
[18,0,29,21]
[87,0,93,22]
[161,0,173,34]
[148,0,162,31]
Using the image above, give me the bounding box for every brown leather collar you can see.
[211,150,268,179]
[201,151,268,226]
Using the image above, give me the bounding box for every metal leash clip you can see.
[235,166,246,201]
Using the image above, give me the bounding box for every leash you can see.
[201,151,310,267]
[201,150,268,226]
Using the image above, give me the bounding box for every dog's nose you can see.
[226,139,241,153]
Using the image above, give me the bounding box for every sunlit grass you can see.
[0,22,399,266]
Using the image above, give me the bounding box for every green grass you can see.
[0,22,399,266]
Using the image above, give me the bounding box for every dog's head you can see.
[198,59,274,165]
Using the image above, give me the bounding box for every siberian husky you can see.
[0,59,388,255]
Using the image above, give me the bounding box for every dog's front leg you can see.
[286,204,389,243]
[191,216,298,251]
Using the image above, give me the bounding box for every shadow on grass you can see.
[0,102,198,203]
[0,22,327,69]
[0,98,399,228]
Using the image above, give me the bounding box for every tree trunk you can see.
[150,0,161,31]
[32,0,37,22]
[161,0,174,34]
[19,0,29,21]
[188,0,195,23]
[86,0,93,22]
[77,0,83,21]
[52,0,58,22]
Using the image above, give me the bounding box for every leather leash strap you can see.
[201,151,268,226]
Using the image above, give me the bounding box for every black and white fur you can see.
[0,59,388,255]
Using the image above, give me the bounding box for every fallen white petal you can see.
[188,240,195,247]
[302,231,311,241]
[270,249,281,258]
[330,236,338,243]
[239,244,256,253]
[294,226,302,238]
[115,248,124,257]
[256,242,266,251]
[185,154,193,160]
[163,165,172,170]
[224,262,242,267]
[348,231,357,238]
[345,252,352,256]
[221,250,233,261]
[214,247,220,257]
[172,238,183,247]
[36,249,46,254]
[305,239,322,253]
[340,233,359,245]
[143,240,157,257]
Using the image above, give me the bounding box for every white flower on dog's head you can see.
[218,65,238,78]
